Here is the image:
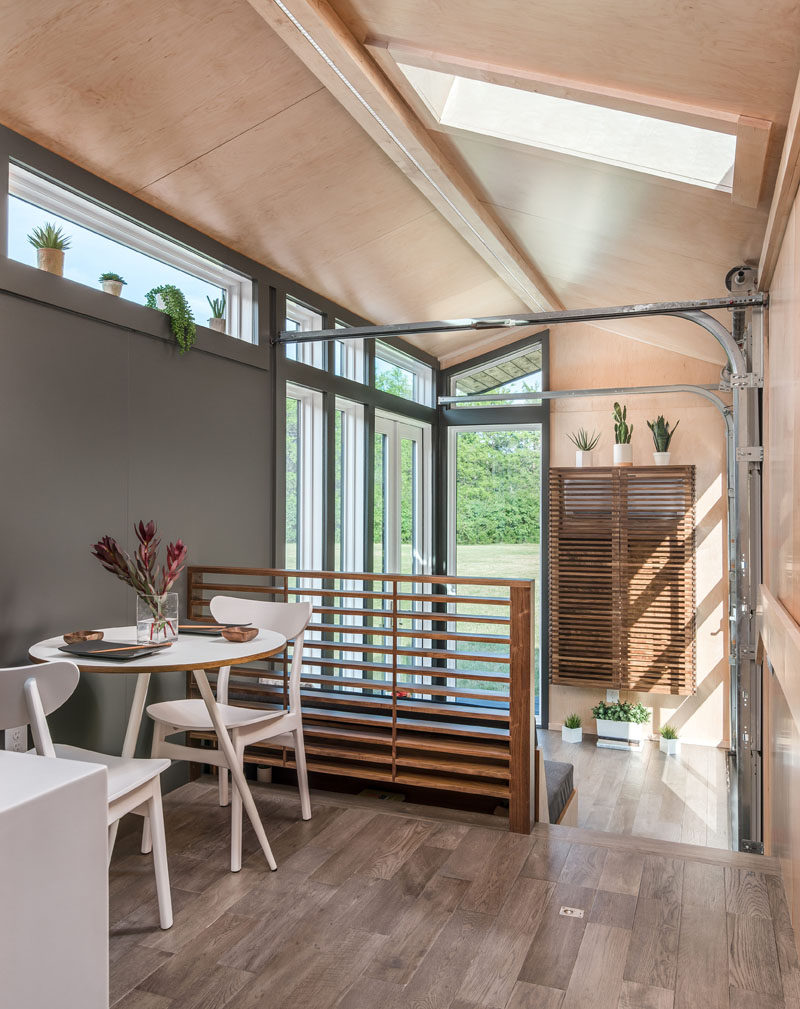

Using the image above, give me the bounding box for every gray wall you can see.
[0,284,273,778]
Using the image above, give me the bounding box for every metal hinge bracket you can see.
[728,373,764,389]
[736,446,764,462]
[740,839,764,854]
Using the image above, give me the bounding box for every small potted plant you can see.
[659,724,681,756]
[592,699,650,749]
[612,402,633,466]
[562,713,582,743]
[145,284,197,354]
[647,415,679,465]
[99,272,127,297]
[207,292,227,333]
[567,428,599,467]
[28,222,71,276]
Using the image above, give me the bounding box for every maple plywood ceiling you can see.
[1,0,799,362]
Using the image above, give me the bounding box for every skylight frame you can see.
[397,62,738,193]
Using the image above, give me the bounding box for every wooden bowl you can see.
[63,630,104,644]
[220,626,258,643]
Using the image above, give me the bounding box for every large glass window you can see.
[448,424,542,717]
[450,341,543,405]
[285,383,323,569]
[373,413,431,575]
[375,342,433,406]
[8,164,254,341]
[334,397,365,572]
[334,320,366,384]
[285,298,325,369]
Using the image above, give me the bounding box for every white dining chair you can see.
[0,660,173,929]
[144,596,313,871]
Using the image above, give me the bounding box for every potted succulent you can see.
[567,428,600,467]
[145,284,196,354]
[612,402,633,466]
[592,699,650,749]
[28,222,71,276]
[647,415,679,465]
[562,713,582,743]
[99,272,127,297]
[659,724,681,756]
[207,292,227,333]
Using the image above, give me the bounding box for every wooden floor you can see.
[109,779,794,1009]
[539,730,731,849]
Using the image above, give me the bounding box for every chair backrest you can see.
[0,661,80,756]
[209,596,313,711]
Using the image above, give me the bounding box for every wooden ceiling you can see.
[2,0,799,362]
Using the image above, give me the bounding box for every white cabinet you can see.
[0,750,108,1009]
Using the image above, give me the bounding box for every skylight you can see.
[399,64,737,191]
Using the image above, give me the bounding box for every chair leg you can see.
[141,721,166,855]
[230,736,245,872]
[147,785,173,929]
[294,726,312,821]
[219,767,229,807]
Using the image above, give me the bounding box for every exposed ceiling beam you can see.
[245,0,562,313]
[759,68,800,288]
[733,116,772,208]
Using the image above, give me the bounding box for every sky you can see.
[8,196,223,324]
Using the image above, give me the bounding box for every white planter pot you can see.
[596,718,645,749]
[575,450,593,468]
[562,726,582,743]
[660,737,681,756]
[155,293,166,311]
[613,443,633,467]
[102,280,124,297]
[653,452,671,466]
[208,317,226,333]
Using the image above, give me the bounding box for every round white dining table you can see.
[29,625,287,870]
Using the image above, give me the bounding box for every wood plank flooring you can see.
[538,730,731,849]
[110,779,791,1009]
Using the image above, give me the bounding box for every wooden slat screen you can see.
[550,466,696,695]
[185,567,537,832]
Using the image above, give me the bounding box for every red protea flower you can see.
[91,522,187,597]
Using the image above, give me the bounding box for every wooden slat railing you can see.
[185,566,536,832]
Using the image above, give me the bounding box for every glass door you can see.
[373,413,430,574]
[448,424,543,720]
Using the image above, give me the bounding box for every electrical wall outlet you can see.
[4,726,28,752]
[606,689,620,703]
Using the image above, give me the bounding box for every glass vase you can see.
[136,592,179,644]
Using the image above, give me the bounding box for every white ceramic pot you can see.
[660,737,681,756]
[575,450,593,468]
[102,280,124,297]
[37,248,64,276]
[208,317,226,333]
[596,718,645,749]
[653,452,671,466]
[155,293,166,310]
[562,726,582,743]
[613,443,633,467]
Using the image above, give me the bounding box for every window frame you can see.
[285,382,325,571]
[374,409,432,575]
[375,340,434,406]
[285,298,326,370]
[8,162,256,343]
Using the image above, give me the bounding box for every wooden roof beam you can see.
[245,0,562,313]
[759,68,800,288]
